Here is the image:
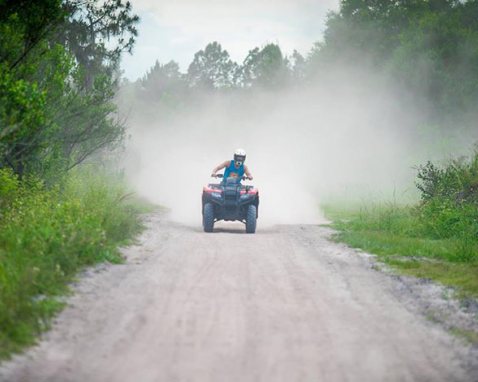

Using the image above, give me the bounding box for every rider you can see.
[211,148,253,182]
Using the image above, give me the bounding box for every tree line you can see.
[134,0,478,138]
[2,0,478,180]
[136,42,302,96]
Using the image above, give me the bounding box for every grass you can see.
[450,327,478,346]
[0,167,151,359]
[323,203,478,298]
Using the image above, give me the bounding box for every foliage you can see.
[324,150,478,296]
[0,0,145,361]
[141,60,187,103]
[131,1,478,140]
[240,44,289,88]
[0,0,66,69]
[414,148,478,251]
[135,41,292,101]
[289,50,307,83]
[416,148,478,203]
[0,63,49,175]
[314,0,478,128]
[0,0,139,178]
[135,0,478,139]
[187,42,238,89]
[0,168,145,359]
[60,0,139,87]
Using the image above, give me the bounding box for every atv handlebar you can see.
[211,174,252,181]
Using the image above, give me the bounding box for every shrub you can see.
[415,148,478,254]
[416,146,478,204]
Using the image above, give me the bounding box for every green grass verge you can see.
[323,203,478,298]
[0,168,152,359]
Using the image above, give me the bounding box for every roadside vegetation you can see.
[316,1,478,300]
[0,168,146,358]
[324,148,478,298]
[0,1,142,359]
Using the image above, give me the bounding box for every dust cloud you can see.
[119,66,429,226]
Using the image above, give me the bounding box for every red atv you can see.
[202,174,259,233]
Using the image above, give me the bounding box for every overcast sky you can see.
[121,0,340,80]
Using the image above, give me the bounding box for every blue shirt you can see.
[223,160,245,180]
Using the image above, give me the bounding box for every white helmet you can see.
[234,148,246,163]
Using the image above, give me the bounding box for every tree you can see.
[0,0,66,69]
[315,0,437,66]
[60,0,139,88]
[141,60,186,102]
[290,50,306,82]
[187,42,238,89]
[0,0,139,177]
[50,0,140,171]
[387,2,478,117]
[240,44,289,88]
[0,0,67,176]
[308,0,478,129]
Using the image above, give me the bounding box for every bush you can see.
[416,146,478,204]
[416,148,478,251]
[0,168,145,358]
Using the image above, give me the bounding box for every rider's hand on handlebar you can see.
[211,173,217,178]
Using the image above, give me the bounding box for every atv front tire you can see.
[245,205,257,234]
[203,203,215,232]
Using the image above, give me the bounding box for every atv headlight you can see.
[211,192,222,198]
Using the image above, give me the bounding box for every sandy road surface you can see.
[1,214,477,382]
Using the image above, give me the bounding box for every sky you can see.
[121,0,340,81]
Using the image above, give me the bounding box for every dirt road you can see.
[1,214,477,382]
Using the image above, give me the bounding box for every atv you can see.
[202,174,259,233]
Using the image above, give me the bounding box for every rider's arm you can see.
[211,161,230,176]
[244,165,253,180]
